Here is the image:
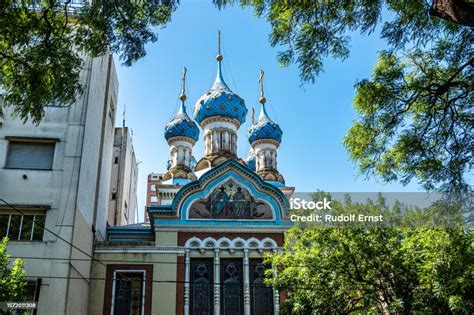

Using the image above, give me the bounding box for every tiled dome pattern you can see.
[194,62,247,126]
[164,104,200,142]
[248,105,282,143]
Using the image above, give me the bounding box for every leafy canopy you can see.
[266,197,474,314]
[221,0,473,192]
[1,0,472,192]
[0,0,177,123]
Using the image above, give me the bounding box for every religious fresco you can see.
[188,179,273,219]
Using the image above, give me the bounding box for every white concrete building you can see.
[0,54,118,314]
[108,127,139,226]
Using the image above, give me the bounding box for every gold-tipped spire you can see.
[251,107,255,125]
[216,31,223,61]
[180,67,187,101]
[259,69,266,104]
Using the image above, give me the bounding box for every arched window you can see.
[221,259,243,315]
[250,260,274,314]
[190,260,212,315]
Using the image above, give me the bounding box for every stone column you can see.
[218,130,223,151]
[231,134,236,153]
[234,134,238,153]
[214,249,220,315]
[271,150,276,169]
[212,131,218,153]
[243,249,251,315]
[184,249,190,315]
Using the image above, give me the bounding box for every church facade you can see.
[90,39,294,315]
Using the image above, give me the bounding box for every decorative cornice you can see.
[201,115,240,129]
[152,225,291,233]
[166,136,196,146]
[94,246,284,254]
[251,138,280,148]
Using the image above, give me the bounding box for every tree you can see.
[0,0,177,123]
[1,0,472,191]
[216,0,473,192]
[344,47,473,193]
[0,237,27,314]
[265,197,474,314]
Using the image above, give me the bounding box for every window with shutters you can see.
[5,140,56,170]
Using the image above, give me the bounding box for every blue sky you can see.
[113,1,421,222]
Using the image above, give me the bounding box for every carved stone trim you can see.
[201,116,241,129]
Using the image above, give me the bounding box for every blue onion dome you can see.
[243,152,256,171]
[194,58,247,127]
[164,100,200,143]
[248,102,282,144]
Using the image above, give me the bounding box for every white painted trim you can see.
[94,246,284,255]
[183,236,278,250]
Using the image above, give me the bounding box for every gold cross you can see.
[181,67,187,96]
[259,69,264,99]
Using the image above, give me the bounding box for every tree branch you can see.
[429,0,474,27]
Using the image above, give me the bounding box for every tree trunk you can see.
[430,0,474,27]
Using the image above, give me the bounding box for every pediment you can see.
[172,159,288,222]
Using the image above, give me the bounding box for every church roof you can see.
[248,102,282,144]
[164,101,200,142]
[194,59,247,126]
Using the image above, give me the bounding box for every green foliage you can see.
[0,237,26,312]
[216,0,473,192]
[344,41,473,192]
[266,222,473,313]
[0,0,177,123]
[298,192,467,229]
[1,0,472,191]
[217,0,467,83]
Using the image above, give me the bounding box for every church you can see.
[89,34,294,315]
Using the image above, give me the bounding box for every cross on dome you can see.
[248,69,282,144]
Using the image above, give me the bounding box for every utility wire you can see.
[1,198,107,268]
[17,274,380,289]
[0,198,136,283]
[21,275,279,287]
[9,254,279,266]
